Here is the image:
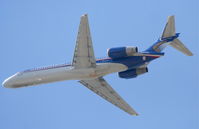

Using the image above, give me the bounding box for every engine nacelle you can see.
[118,67,148,79]
[107,46,138,59]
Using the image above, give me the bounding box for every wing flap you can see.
[79,77,138,116]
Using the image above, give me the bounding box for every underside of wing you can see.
[72,14,96,68]
[79,77,138,116]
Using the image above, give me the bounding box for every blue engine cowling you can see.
[107,46,138,59]
[118,67,148,79]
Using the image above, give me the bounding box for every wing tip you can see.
[131,113,139,116]
[168,15,175,19]
[81,14,88,17]
[128,110,139,116]
[186,51,193,56]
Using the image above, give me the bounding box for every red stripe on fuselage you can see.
[96,58,111,61]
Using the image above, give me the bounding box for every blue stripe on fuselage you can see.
[96,56,159,70]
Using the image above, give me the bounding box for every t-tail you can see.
[146,16,193,56]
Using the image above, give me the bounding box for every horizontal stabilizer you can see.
[170,39,193,56]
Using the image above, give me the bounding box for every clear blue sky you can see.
[0,0,198,129]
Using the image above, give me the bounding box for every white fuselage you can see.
[3,63,127,88]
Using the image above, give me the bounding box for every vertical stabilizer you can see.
[162,16,176,38]
[146,16,193,56]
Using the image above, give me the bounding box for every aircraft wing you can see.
[79,77,138,116]
[72,14,96,68]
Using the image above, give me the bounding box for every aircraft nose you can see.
[2,74,19,88]
[2,79,11,88]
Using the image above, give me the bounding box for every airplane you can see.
[2,14,193,116]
